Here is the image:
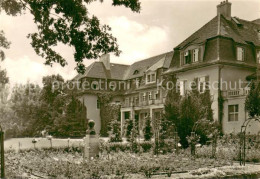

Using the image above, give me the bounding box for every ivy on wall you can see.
[98,93,121,137]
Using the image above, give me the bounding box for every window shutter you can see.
[191,50,194,62]
[188,50,192,64]
[198,48,201,61]
[180,52,184,66]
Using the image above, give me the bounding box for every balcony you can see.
[222,88,250,98]
[121,98,165,108]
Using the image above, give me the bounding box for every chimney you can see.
[100,54,110,70]
[217,0,232,20]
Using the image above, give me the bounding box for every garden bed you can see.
[4,147,240,178]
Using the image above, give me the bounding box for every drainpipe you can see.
[218,65,224,134]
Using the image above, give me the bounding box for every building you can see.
[165,0,260,134]
[73,52,173,134]
[120,52,173,136]
[74,0,260,135]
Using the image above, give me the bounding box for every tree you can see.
[41,74,64,106]
[51,95,87,137]
[38,74,66,133]
[0,66,13,137]
[109,119,122,142]
[9,83,43,136]
[163,75,180,138]
[0,31,10,61]
[0,0,141,73]
[143,116,153,141]
[245,81,260,118]
[0,66,9,104]
[125,118,133,142]
[164,76,214,148]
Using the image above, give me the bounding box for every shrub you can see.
[143,118,153,141]
[101,141,153,153]
[109,119,122,142]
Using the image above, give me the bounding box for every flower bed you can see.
[5,147,232,178]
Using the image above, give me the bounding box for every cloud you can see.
[1,56,47,85]
[1,56,77,86]
[106,16,169,64]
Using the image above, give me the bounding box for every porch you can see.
[120,105,164,137]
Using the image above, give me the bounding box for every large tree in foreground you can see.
[0,0,141,73]
[163,76,214,148]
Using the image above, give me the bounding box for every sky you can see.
[0,0,259,86]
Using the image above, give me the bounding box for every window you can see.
[237,47,245,61]
[147,75,150,83]
[184,51,189,64]
[146,73,156,84]
[133,70,139,75]
[180,51,192,66]
[92,82,98,90]
[151,74,156,82]
[228,105,239,121]
[154,90,159,100]
[97,99,101,109]
[154,112,161,120]
[198,77,209,93]
[199,77,205,93]
[135,97,139,105]
[127,80,131,89]
[179,81,186,96]
[110,84,116,91]
[257,50,260,64]
[142,93,146,101]
[136,78,140,88]
[193,49,199,62]
[148,92,152,100]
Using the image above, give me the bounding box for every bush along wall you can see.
[99,93,121,137]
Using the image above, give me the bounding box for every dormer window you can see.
[146,72,156,84]
[180,50,191,65]
[237,47,245,61]
[192,49,199,62]
[133,70,139,75]
[184,51,190,64]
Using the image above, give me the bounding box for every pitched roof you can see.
[176,15,260,49]
[73,62,129,80]
[146,52,173,72]
[109,63,130,80]
[176,15,219,49]
[123,51,174,80]
[73,51,173,81]
[230,17,260,46]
